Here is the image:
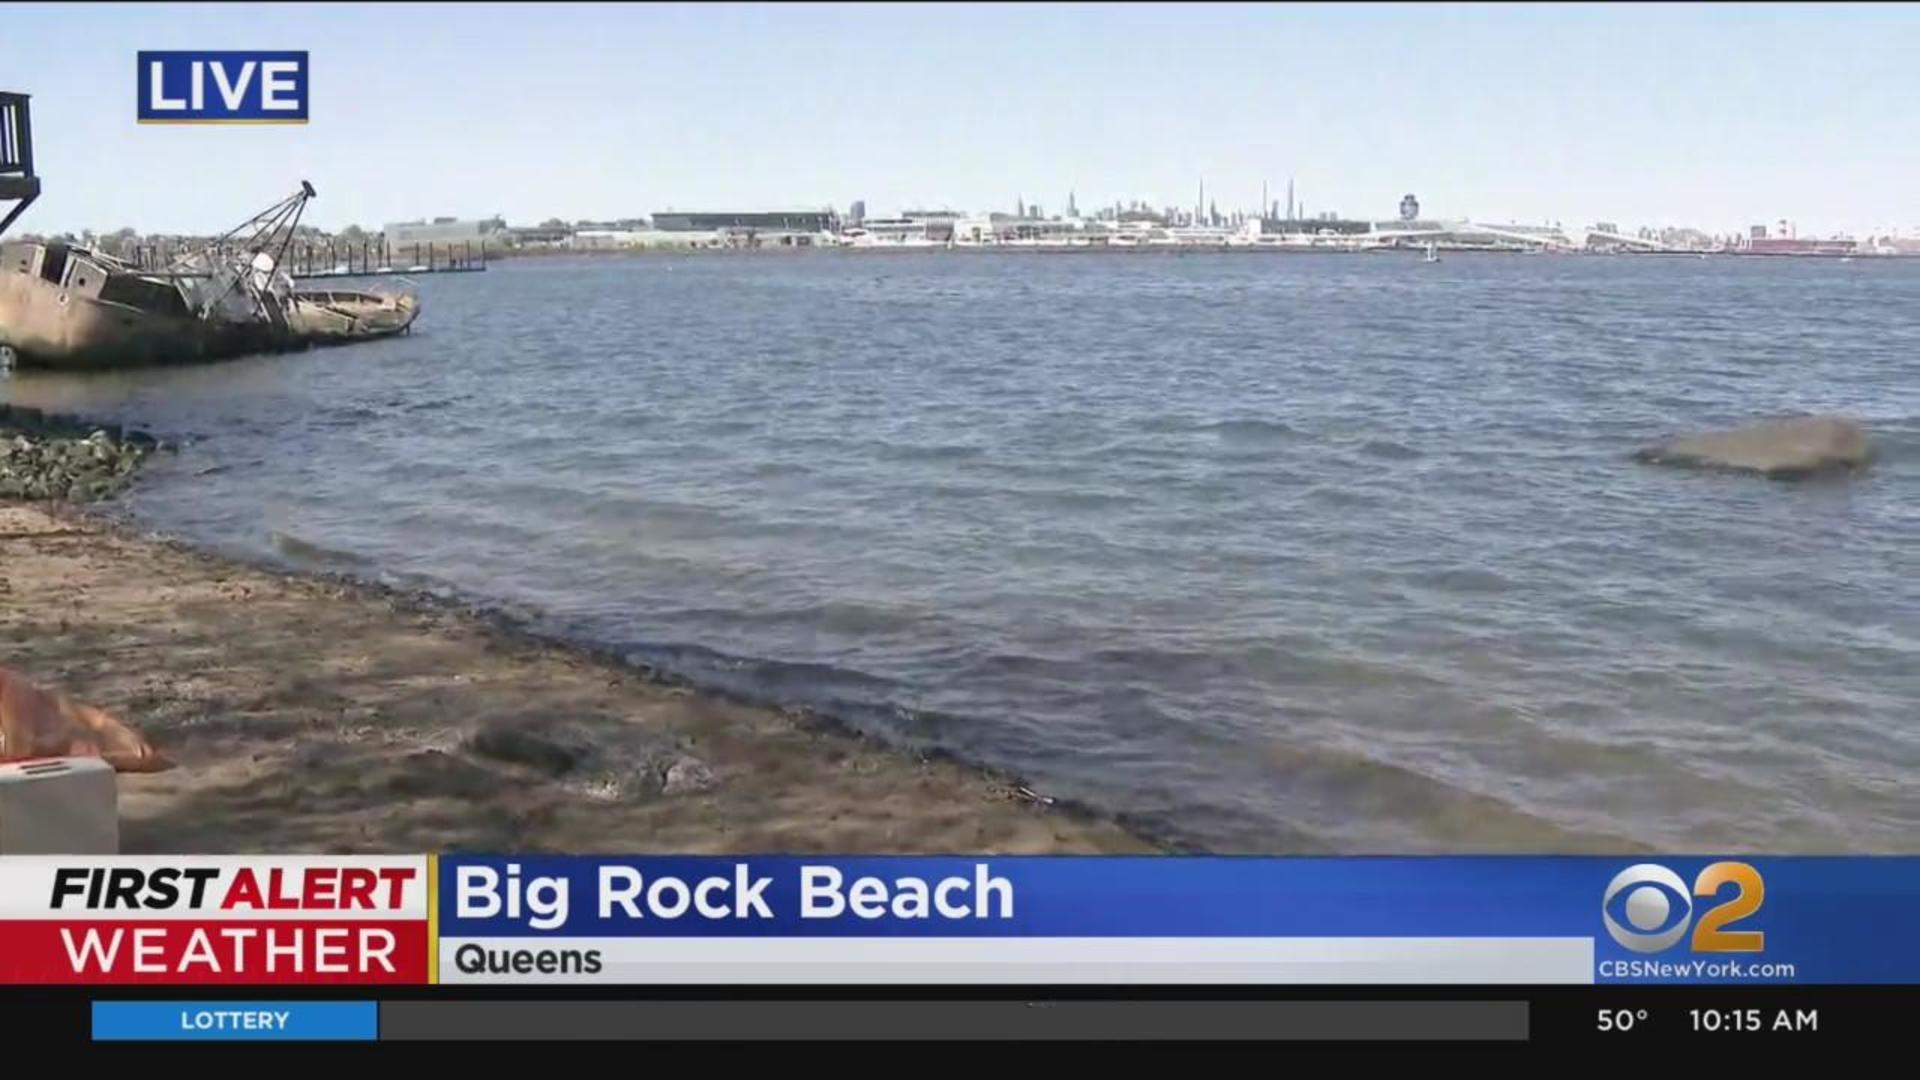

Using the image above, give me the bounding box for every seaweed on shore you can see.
[0,403,161,502]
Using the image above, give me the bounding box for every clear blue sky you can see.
[4,2,1916,237]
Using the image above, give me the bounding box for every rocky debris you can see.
[467,723,583,777]
[0,403,159,502]
[376,749,502,801]
[662,755,718,795]
[464,716,711,801]
[574,768,660,802]
[1633,415,1871,479]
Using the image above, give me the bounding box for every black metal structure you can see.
[0,92,41,237]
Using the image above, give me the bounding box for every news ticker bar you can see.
[93,999,1530,1042]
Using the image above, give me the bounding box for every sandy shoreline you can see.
[0,501,1151,855]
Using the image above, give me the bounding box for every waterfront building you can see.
[384,218,487,247]
[1366,218,1447,238]
[651,209,839,233]
[841,217,941,246]
[1747,236,1856,256]
[951,217,997,245]
[505,224,572,248]
[572,229,650,249]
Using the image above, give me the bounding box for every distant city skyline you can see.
[5,3,1918,237]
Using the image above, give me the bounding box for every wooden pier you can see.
[129,239,487,278]
[286,240,487,278]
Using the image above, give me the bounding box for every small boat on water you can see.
[1423,242,1440,264]
[0,181,418,370]
[288,282,420,341]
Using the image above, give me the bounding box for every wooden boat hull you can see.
[287,289,420,342]
[1,248,420,370]
[0,270,293,369]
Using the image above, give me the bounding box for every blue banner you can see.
[93,1002,377,1041]
[136,51,309,124]
[435,855,1920,985]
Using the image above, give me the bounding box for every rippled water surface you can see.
[8,252,1919,852]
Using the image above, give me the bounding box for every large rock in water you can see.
[1634,416,1870,479]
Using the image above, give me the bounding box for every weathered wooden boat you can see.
[0,240,297,369]
[0,176,419,370]
[288,282,421,341]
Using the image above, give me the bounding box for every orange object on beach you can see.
[0,666,167,772]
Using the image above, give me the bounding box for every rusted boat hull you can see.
[1,240,419,371]
[0,269,294,369]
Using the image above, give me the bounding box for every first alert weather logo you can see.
[1602,862,1765,954]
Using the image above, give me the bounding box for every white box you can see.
[0,757,119,854]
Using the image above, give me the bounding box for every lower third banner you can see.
[433,856,1920,986]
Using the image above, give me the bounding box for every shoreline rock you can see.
[467,723,583,777]
[0,403,159,502]
[1633,415,1870,479]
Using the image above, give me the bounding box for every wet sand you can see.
[0,502,1150,854]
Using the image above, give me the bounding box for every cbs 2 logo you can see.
[1602,862,1764,954]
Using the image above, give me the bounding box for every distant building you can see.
[571,229,649,250]
[571,219,649,232]
[384,219,486,246]
[1748,236,1856,256]
[951,217,996,245]
[992,216,1088,243]
[573,228,720,250]
[651,210,838,233]
[1399,194,1420,221]
[506,224,572,247]
[848,200,866,225]
[1368,219,1446,234]
[845,217,941,245]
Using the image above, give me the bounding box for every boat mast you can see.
[168,181,317,318]
[170,181,316,274]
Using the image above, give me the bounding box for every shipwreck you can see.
[0,91,418,371]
